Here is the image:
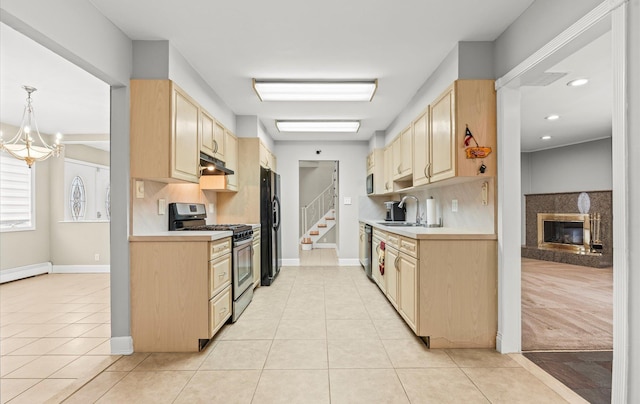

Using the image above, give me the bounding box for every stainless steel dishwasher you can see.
[364,224,373,280]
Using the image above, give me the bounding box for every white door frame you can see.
[495,0,628,402]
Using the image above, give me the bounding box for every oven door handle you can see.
[234,238,253,248]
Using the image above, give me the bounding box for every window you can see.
[64,159,110,221]
[0,154,35,231]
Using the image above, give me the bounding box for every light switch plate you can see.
[344,197,352,205]
[135,180,144,198]
[158,199,166,215]
[451,199,458,212]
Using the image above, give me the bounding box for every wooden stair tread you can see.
[309,231,320,235]
[318,224,327,228]
[326,217,335,220]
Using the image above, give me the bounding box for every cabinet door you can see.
[214,121,226,162]
[400,126,413,178]
[372,236,385,292]
[259,142,270,169]
[225,130,238,191]
[201,110,215,157]
[172,87,200,182]
[398,253,418,332]
[366,151,374,175]
[209,285,231,337]
[385,247,399,309]
[392,135,402,180]
[383,146,392,193]
[430,85,456,182]
[412,107,430,186]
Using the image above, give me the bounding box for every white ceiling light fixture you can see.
[276,120,361,133]
[0,85,63,167]
[545,114,560,120]
[253,79,377,102]
[567,78,589,87]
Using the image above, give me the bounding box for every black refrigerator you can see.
[260,167,281,285]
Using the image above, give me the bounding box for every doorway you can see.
[298,160,338,266]
[496,3,628,402]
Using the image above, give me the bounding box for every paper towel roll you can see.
[426,198,436,226]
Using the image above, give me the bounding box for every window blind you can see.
[0,155,34,230]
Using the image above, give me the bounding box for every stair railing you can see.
[300,183,336,237]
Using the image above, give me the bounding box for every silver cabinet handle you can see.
[395,256,400,268]
[213,139,218,154]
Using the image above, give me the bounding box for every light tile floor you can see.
[1,268,586,403]
[299,247,339,266]
[0,273,118,403]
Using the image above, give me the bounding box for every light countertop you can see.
[129,231,232,242]
[361,219,496,240]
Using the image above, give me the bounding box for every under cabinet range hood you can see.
[199,152,234,176]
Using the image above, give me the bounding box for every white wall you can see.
[276,141,368,262]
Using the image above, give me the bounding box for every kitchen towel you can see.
[378,241,385,275]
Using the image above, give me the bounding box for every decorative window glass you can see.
[64,159,110,221]
[0,154,35,231]
[69,176,86,221]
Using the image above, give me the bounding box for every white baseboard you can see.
[52,265,110,274]
[0,262,52,284]
[281,259,300,266]
[338,258,361,266]
[111,336,133,355]
[496,332,503,353]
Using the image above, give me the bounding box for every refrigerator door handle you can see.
[273,196,281,230]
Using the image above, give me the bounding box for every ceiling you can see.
[0,0,611,152]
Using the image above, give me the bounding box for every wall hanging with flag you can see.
[463,124,492,159]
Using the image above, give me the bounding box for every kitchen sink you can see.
[376,222,424,227]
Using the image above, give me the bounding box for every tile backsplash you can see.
[360,177,495,233]
[131,179,217,234]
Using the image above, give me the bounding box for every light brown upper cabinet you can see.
[225,129,238,191]
[131,80,201,183]
[213,121,226,162]
[383,145,393,193]
[200,109,216,158]
[366,151,375,175]
[259,141,277,171]
[412,107,430,187]
[392,126,413,181]
[428,80,496,183]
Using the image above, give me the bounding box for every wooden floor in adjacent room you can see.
[521,258,613,351]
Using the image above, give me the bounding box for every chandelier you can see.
[0,85,63,168]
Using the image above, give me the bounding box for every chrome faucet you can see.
[398,195,420,225]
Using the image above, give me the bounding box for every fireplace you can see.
[537,213,602,254]
[523,192,611,268]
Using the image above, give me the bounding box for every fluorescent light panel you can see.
[276,120,360,133]
[253,80,377,101]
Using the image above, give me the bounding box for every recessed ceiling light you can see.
[567,78,589,87]
[545,114,560,120]
[541,135,552,140]
[253,79,377,102]
[276,120,361,133]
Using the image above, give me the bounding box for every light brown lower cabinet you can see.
[370,230,497,348]
[130,237,232,352]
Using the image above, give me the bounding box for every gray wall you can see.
[277,141,367,262]
[522,138,612,194]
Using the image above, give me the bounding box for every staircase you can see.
[300,180,337,249]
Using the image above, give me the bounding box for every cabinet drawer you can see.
[209,238,231,260]
[252,229,261,242]
[387,233,400,249]
[209,286,232,337]
[209,254,231,298]
[373,229,387,241]
[400,237,419,258]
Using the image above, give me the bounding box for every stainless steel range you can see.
[169,203,254,322]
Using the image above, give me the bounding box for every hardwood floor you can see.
[521,258,613,351]
[524,351,612,404]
